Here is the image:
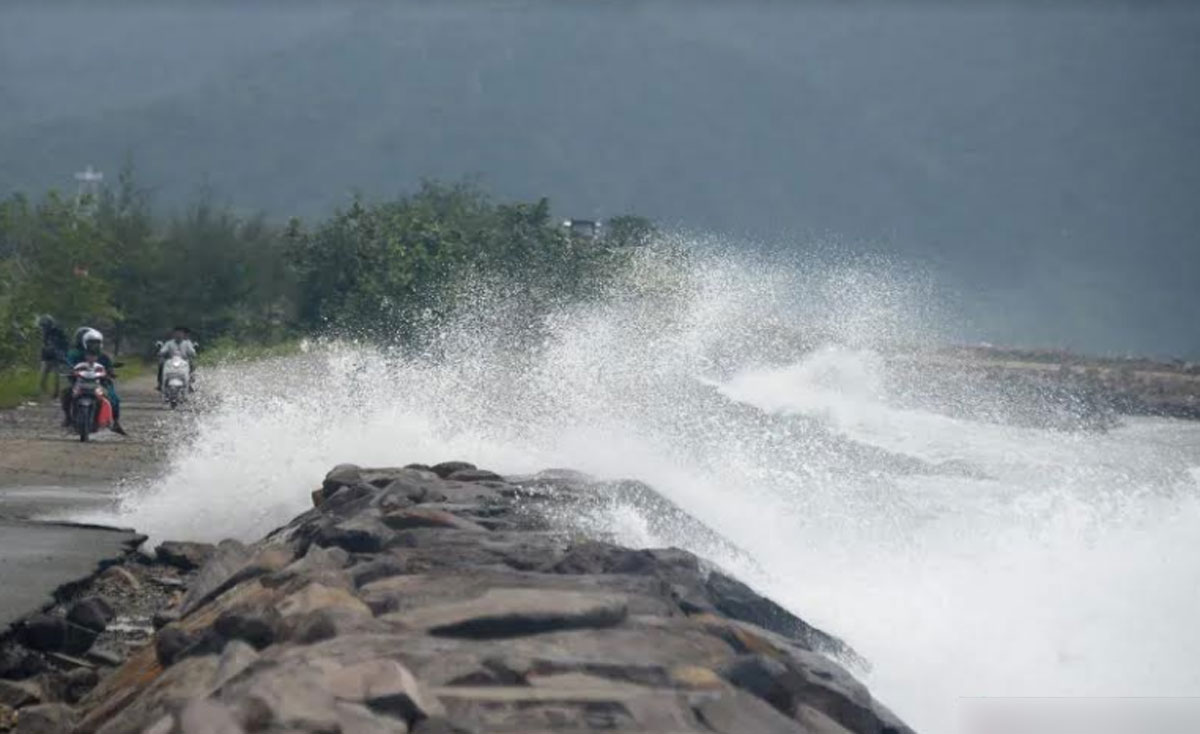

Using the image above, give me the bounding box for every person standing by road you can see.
[35,315,69,397]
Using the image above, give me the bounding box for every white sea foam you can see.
[84,243,1200,733]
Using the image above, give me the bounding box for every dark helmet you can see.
[35,314,56,330]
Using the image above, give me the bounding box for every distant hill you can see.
[2,2,1198,356]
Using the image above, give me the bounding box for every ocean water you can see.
[87,246,1200,733]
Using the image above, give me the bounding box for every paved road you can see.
[0,371,180,630]
[0,520,142,630]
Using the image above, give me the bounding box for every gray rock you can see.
[381,508,489,533]
[278,582,372,620]
[92,655,220,734]
[720,653,882,734]
[285,609,345,645]
[388,588,628,639]
[155,541,217,572]
[549,541,700,576]
[214,606,284,650]
[66,597,114,633]
[178,540,253,616]
[212,641,259,690]
[315,513,395,554]
[430,683,702,732]
[361,467,437,488]
[444,469,502,484]
[429,484,507,506]
[284,545,351,576]
[320,482,382,518]
[216,648,441,730]
[155,627,198,667]
[359,570,675,619]
[16,616,67,653]
[695,687,817,734]
[177,699,246,734]
[332,700,411,734]
[152,609,180,630]
[83,647,124,668]
[385,529,570,573]
[378,480,447,507]
[17,616,97,656]
[0,646,44,680]
[149,575,187,590]
[99,565,143,593]
[182,546,295,617]
[12,702,76,734]
[430,461,475,478]
[706,572,854,659]
[410,718,473,734]
[62,668,98,704]
[0,678,43,708]
[350,556,411,588]
[324,463,364,492]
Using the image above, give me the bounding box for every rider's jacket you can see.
[159,339,197,361]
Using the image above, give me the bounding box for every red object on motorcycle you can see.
[96,396,113,429]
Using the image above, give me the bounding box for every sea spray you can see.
[83,242,1200,733]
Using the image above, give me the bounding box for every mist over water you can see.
[91,244,1200,733]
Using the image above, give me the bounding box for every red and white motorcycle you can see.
[68,360,115,441]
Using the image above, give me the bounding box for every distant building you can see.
[562,219,600,240]
[74,165,103,204]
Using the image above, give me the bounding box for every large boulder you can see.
[0,679,43,708]
[706,572,855,659]
[13,702,77,734]
[16,615,98,656]
[213,605,284,650]
[387,588,628,639]
[66,597,115,634]
[381,508,489,533]
[430,461,475,479]
[155,541,217,572]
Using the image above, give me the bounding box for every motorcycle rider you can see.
[157,326,197,392]
[61,328,127,436]
[35,315,69,397]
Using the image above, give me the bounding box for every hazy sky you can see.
[3,1,1198,356]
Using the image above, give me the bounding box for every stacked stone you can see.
[53,462,913,734]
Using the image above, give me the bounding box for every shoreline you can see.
[0,461,916,733]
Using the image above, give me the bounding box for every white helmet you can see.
[80,328,103,354]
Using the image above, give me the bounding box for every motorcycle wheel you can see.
[76,405,92,442]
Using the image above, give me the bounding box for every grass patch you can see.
[116,360,147,381]
[0,366,44,409]
[0,360,148,410]
[197,339,304,366]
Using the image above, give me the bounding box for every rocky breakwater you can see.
[3,462,915,734]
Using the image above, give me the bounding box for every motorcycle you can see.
[162,354,191,409]
[68,361,115,441]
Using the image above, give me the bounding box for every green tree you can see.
[95,163,160,353]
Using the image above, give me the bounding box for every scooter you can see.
[68,361,114,442]
[162,355,191,409]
